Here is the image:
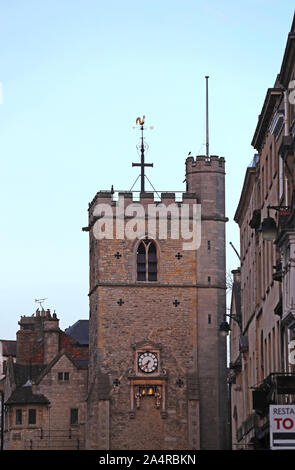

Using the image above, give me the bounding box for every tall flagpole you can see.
[205,76,209,160]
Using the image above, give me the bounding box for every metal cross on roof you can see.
[132,115,154,193]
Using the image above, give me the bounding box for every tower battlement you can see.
[88,190,198,218]
[88,191,114,210]
[185,155,225,173]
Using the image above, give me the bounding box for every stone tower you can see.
[185,155,228,449]
[84,150,228,450]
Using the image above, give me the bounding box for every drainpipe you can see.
[284,90,289,136]
[284,90,290,205]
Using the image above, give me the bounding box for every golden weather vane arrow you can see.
[132,115,153,193]
[136,115,145,126]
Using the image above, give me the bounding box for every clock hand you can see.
[143,359,151,369]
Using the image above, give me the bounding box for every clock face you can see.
[138,351,158,373]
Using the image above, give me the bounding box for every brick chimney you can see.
[16,329,35,365]
[232,268,241,284]
[16,313,39,364]
[43,310,60,364]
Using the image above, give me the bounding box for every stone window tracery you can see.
[136,239,157,281]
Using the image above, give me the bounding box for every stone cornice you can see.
[234,167,256,225]
[89,282,226,296]
[279,31,295,88]
[251,88,282,152]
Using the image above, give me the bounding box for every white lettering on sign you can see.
[270,405,295,450]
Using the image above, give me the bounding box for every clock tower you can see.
[84,118,228,450]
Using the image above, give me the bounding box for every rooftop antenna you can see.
[35,298,47,310]
[132,115,154,193]
[205,76,210,160]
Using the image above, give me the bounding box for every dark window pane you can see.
[148,242,156,253]
[137,272,146,281]
[28,409,36,425]
[137,242,146,281]
[148,242,157,281]
[16,409,22,425]
[148,253,157,262]
[148,272,157,281]
[58,372,63,381]
[64,372,69,381]
[70,408,78,425]
[137,264,146,272]
[137,253,146,263]
[148,263,157,273]
[137,243,146,254]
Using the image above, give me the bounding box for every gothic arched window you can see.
[137,239,157,282]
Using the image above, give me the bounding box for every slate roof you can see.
[64,320,89,345]
[5,384,50,406]
[72,358,88,369]
[13,363,46,387]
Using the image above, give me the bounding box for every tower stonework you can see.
[85,154,228,450]
[185,155,228,449]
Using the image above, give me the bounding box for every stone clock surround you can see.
[128,340,168,419]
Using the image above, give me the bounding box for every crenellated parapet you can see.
[185,155,225,174]
[86,190,198,228]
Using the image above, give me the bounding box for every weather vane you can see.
[132,115,154,193]
[136,116,145,126]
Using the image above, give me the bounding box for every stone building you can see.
[0,310,88,450]
[1,130,229,450]
[0,340,16,381]
[229,13,295,449]
[84,138,229,449]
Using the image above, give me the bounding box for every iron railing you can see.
[23,428,85,450]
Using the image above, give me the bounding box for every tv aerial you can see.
[35,298,47,310]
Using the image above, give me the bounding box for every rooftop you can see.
[64,320,89,346]
[5,384,50,406]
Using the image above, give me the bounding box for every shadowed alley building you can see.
[229,13,295,449]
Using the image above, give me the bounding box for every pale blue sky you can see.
[0,1,294,338]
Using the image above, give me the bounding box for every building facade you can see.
[1,140,229,450]
[0,340,16,381]
[0,310,88,450]
[84,152,229,450]
[229,14,295,449]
